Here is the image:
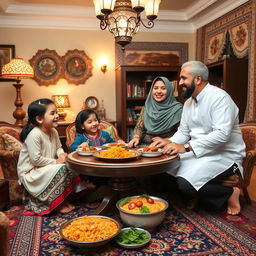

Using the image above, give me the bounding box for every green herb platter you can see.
[115,227,151,249]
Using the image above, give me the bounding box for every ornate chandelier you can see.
[93,0,161,48]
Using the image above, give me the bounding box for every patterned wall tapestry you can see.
[196,1,256,121]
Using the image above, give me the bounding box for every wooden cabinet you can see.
[115,65,182,141]
[207,58,248,122]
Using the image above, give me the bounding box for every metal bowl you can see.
[59,215,121,248]
[115,227,151,249]
[116,195,168,231]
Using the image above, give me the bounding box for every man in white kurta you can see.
[151,61,245,215]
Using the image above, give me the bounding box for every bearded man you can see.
[151,61,245,215]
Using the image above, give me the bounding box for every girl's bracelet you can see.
[133,135,140,139]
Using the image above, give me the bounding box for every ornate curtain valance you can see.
[207,30,227,64]
[229,22,249,58]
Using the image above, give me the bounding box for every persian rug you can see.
[5,199,256,256]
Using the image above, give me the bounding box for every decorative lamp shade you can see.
[1,58,34,80]
[52,95,71,109]
[131,0,147,7]
[93,0,104,19]
[98,0,116,14]
[108,0,139,46]
[145,0,161,20]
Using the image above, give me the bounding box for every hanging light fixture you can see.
[93,0,161,48]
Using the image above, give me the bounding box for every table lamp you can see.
[51,95,70,121]
[1,58,34,126]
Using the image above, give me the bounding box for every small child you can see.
[17,98,85,216]
[70,109,115,151]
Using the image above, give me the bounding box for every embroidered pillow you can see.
[2,133,22,151]
[104,126,116,140]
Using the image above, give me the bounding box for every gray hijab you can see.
[144,76,183,134]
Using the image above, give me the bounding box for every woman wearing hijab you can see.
[128,76,183,147]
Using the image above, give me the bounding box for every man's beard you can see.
[181,79,195,99]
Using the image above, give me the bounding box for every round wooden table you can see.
[66,151,180,215]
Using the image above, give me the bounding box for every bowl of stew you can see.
[116,195,168,231]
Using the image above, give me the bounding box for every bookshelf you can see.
[207,58,248,122]
[115,65,182,141]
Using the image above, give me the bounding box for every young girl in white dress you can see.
[17,98,85,215]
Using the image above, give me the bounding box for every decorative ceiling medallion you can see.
[62,49,93,85]
[29,49,64,86]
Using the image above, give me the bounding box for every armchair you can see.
[239,122,256,203]
[218,122,256,203]
[0,122,23,204]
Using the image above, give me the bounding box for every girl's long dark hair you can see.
[20,98,54,142]
[75,109,99,134]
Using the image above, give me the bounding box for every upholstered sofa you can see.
[0,122,23,205]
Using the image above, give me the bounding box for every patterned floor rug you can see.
[5,198,256,256]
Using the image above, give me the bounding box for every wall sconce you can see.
[101,64,107,73]
[51,95,70,121]
[1,58,34,126]
[100,56,108,74]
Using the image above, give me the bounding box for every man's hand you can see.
[150,137,170,148]
[162,142,186,155]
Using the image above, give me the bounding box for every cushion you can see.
[2,133,22,151]
[104,126,115,140]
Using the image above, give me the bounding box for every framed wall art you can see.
[62,49,93,85]
[0,44,15,81]
[29,49,64,86]
[115,42,188,67]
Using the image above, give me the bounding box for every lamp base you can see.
[58,111,67,121]
[13,81,26,127]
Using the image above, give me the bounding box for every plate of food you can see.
[76,146,99,156]
[93,146,141,162]
[115,227,151,249]
[103,142,127,148]
[60,215,121,248]
[138,146,163,157]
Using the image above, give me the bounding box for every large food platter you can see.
[92,150,141,162]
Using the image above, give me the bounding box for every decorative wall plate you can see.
[62,49,93,85]
[29,49,64,86]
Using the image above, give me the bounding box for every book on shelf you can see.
[127,83,131,98]
[126,83,145,98]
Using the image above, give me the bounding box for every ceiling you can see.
[13,0,198,10]
[0,0,249,33]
